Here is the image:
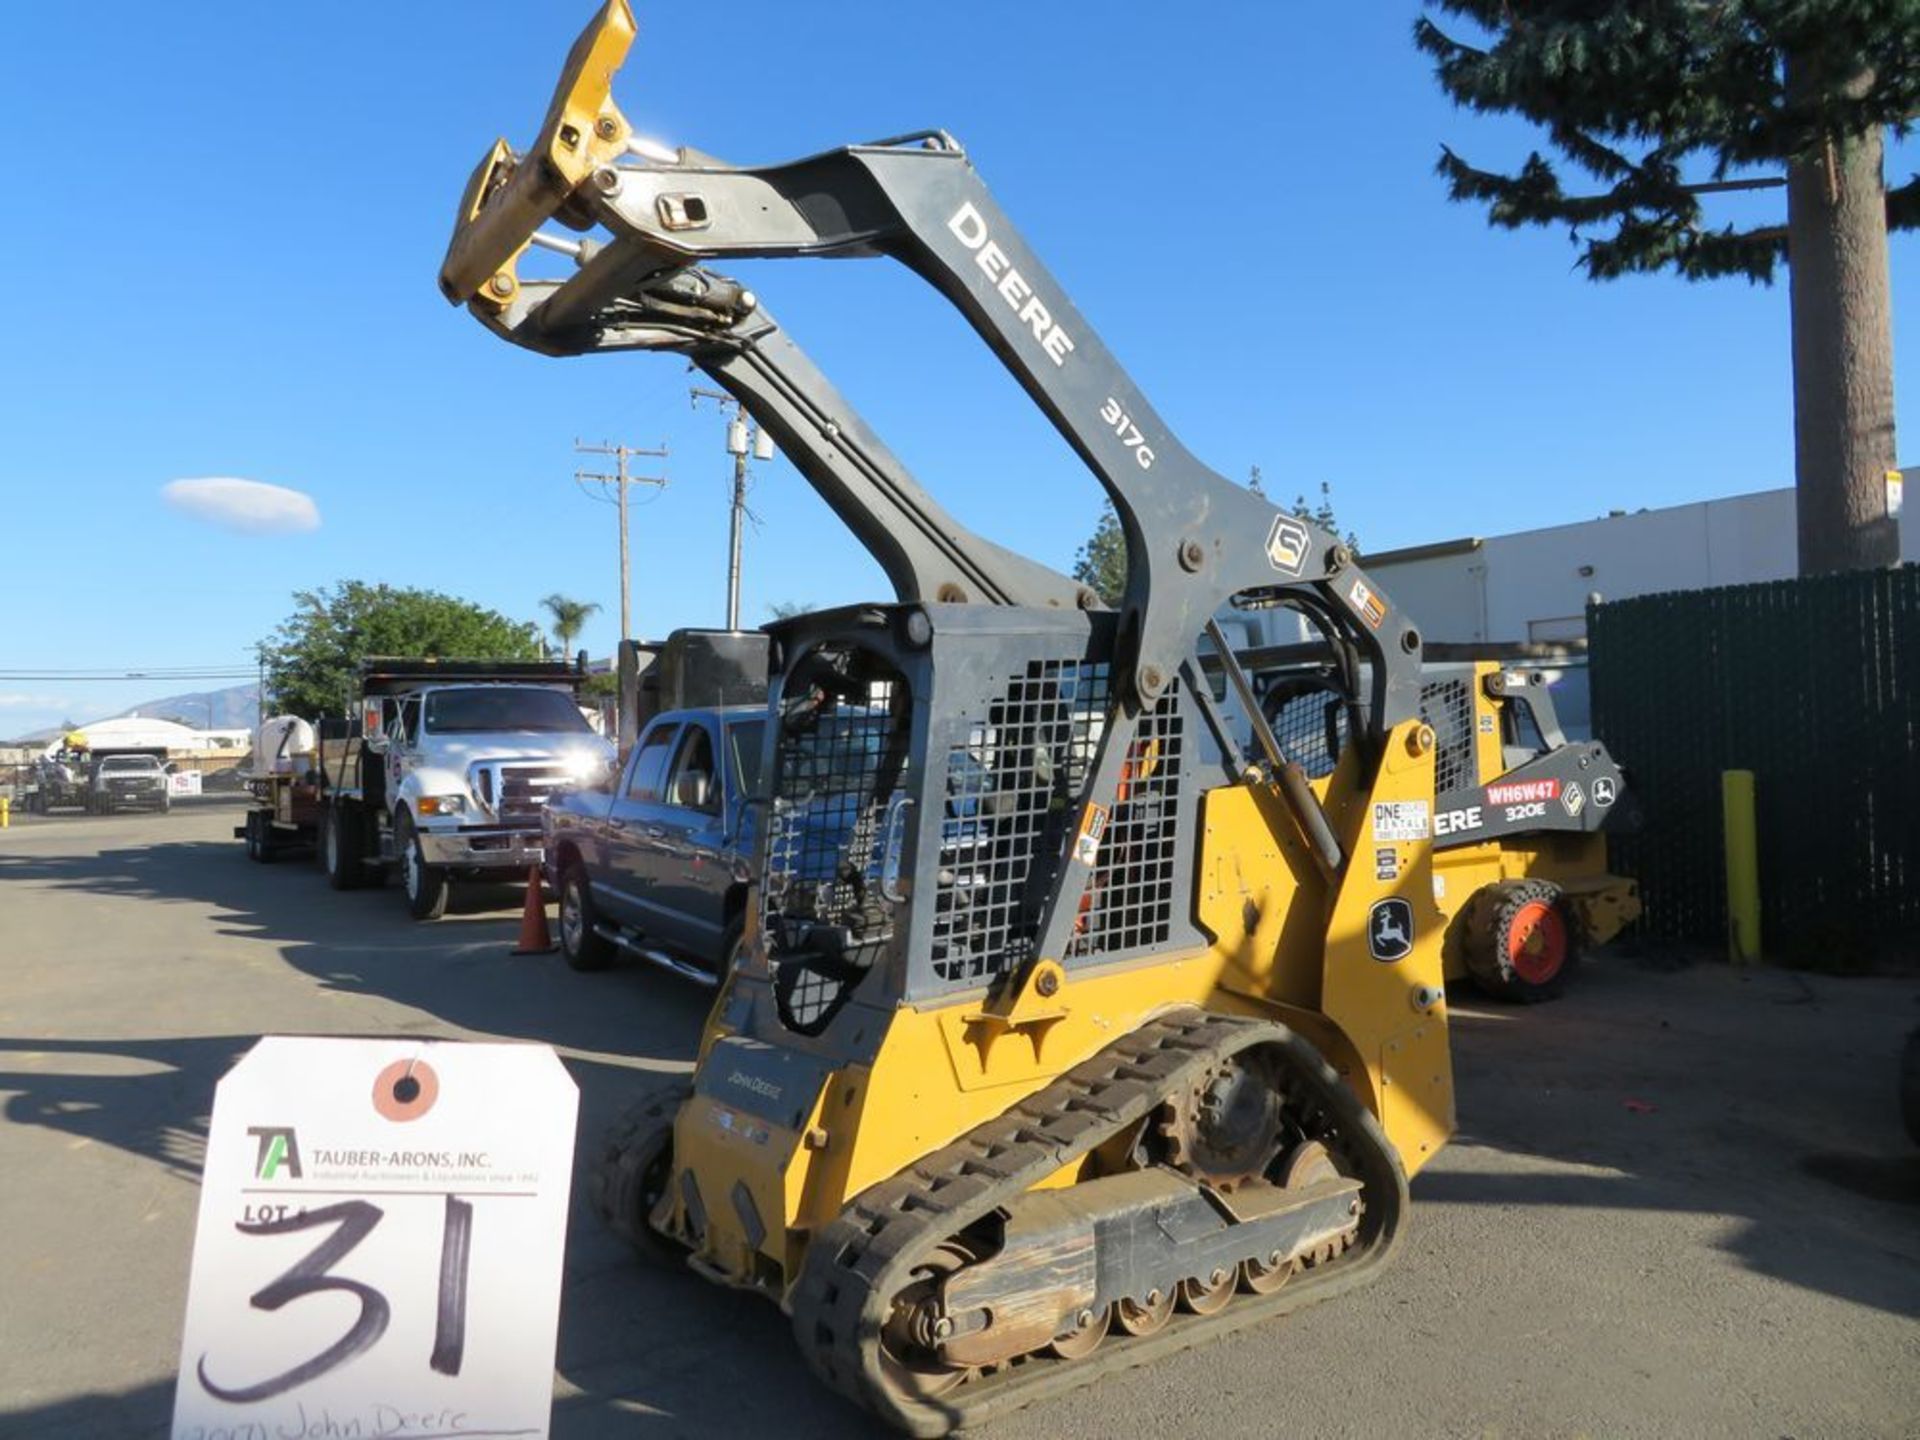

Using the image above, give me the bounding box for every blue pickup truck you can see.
[543,629,996,991]
[544,705,766,984]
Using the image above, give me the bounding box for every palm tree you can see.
[540,593,601,661]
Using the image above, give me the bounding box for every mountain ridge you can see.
[6,683,259,745]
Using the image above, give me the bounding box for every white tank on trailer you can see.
[253,716,317,774]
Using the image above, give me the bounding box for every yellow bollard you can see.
[1722,770,1761,964]
[0,795,9,828]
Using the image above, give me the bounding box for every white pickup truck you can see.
[243,658,616,919]
[89,753,173,814]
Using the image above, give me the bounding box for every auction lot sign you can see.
[173,1038,578,1440]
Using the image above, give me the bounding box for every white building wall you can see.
[1354,552,1488,641]
[1370,484,1914,645]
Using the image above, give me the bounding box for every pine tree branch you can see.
[1535,173,1786,209]
[1411,15,1481,73]
[1683,176,1788,194]
[1582,218,1786,285]
[1437,146,1632,227]
[1418,3,1920,171]
[1547,123,1641,185]
[1419,4,1917,286]
[1888,172,1920,232]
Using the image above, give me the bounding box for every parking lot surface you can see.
[3,802,1917,1438]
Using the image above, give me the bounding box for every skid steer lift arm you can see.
[438,0,1422,735]
[435,5,1083,614]
[558,286,1093,613]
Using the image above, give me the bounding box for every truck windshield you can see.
[101,756,160,771]
[423,688,591,735]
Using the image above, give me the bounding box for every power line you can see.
[0,670,258,682]
[0,668,259,679]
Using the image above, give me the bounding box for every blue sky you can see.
[1,3,1911,735]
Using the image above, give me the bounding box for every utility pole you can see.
[574,439,668,641]
[690,388,775,630]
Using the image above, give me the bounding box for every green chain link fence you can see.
[1589,564,1919,960]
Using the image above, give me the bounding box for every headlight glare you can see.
[564,752,612,785]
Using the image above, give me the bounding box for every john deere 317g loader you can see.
[441,6,1461,1430]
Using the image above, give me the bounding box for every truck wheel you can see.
[323,805,365,891]
[244,810,277,863]
[558,863,615,972]
[1464,879,1578,1003]
[396,812,451,920]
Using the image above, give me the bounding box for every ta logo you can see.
[247,1126,304,1181]
[1265,515,1310,577]
[1368,898,1414,963]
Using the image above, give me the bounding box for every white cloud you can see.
[162,477,320,535]
[0,693,65,709]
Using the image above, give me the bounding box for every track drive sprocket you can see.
[1154,1051,1291,1191]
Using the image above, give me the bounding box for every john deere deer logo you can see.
[1368,898,1414,963]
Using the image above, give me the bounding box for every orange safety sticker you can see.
[1074,802,1110,866]
[1348,576,1388,629]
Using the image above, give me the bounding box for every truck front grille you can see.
[490,764,568,825]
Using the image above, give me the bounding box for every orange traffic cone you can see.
[513,862,557,955]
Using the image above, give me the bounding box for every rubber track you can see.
[788,1008,1411,1436]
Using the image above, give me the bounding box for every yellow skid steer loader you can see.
[441,6,1474,1430]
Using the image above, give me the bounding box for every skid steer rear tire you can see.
[1464,878,1578,1003]
[593,1079,693,1266]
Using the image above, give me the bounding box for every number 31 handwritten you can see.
[196,1195,474,1403]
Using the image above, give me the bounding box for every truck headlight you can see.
[418,794,467,816]
[563,753,613,786]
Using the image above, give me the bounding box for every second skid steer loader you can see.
[442,5,1457,1431]
[1245,644,1642,1000]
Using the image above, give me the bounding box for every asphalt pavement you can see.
[2,802,1916,1438]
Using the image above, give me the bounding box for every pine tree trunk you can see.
[1787,122,1899,575]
